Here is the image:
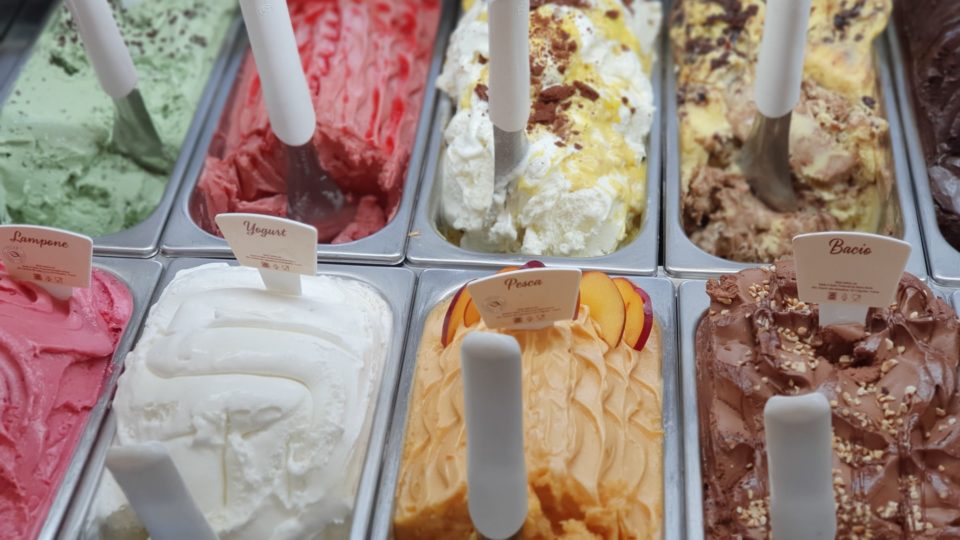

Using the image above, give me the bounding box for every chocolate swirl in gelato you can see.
[696,261,960,538]
[895,0,960,251]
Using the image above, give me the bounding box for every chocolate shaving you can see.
[474,84,489,101]
[574,81,599,101]
[530,0,589,9]
[530,101,559,125]
[540,84,576,102]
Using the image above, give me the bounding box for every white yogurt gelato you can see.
[84,264,392,540]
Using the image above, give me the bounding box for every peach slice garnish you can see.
[442,261,552,347]
[580,271,626,348]
[442,286,472,347]
[613,278,654,351]
[635,285,654,352]
[464,299,481,327]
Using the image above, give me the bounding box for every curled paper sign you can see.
[0,225,92,299]
[216,213,318,295]
[793,232,911,326]
[466,267,581,330]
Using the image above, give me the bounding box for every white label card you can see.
[0,225,92,289]
[793,232,910,308]
[216,214,317,295]
[466,268,581,330]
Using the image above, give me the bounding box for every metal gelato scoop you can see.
[239,0,355,242]
[486,0,530,228]
[739,0,813,213]
[66,0,172,174]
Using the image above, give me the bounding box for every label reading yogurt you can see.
[216,214,317,295]
[467,267,581,330]
[0,225,92,289]
[793,232,910,307]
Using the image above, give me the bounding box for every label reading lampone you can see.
[0,225,92,289]
[793,232,911,307]
[467,267,581,330]
[216,214,317,276]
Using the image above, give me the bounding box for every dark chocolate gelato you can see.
[896,0,960,250]
[696,261,960,538]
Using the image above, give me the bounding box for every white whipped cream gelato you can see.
[84,264,392,540]
[439,0,661,257]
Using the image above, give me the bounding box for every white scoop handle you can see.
[488,0,530,133]
[764,393,836,540]
[754,0,813,118]
[65,0,137,99]
[106,443,217,540]
[461,332,528,539]
[238,0,316,146]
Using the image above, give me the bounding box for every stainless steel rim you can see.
[885,24,960,286]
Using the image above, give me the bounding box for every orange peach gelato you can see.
[393,297,663,539]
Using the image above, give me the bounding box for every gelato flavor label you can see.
[467,268,581,330]
[793,232,911,307]
[0,225,92,289]
[216,214,317,277]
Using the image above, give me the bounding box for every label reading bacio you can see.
[0,225,93,289]
[793,232,911,308]
[467,268,581,330]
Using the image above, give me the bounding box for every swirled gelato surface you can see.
[0,267,132,539]
[895,0,960,251]
[393,295,663,539]
[0,0,236,237]
[696,261,960,538]
[193,0,440,244]
[672,0,897,263]
[86,264,392,540]
[437,0,660,257]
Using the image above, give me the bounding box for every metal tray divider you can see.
[678,279,708,540]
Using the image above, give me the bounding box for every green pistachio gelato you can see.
[0,0,235,237]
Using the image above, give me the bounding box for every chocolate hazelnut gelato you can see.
[696,261,960,538]
[895,0,960,251]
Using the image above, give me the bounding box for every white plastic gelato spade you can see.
[106,443,217,540]
[764,393,836,540]
[461,332,527,539]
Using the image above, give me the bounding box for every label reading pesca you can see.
[793,232,911,307]
[467,268,581,330]
[0,225,92,288]
[216,214,317,276]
